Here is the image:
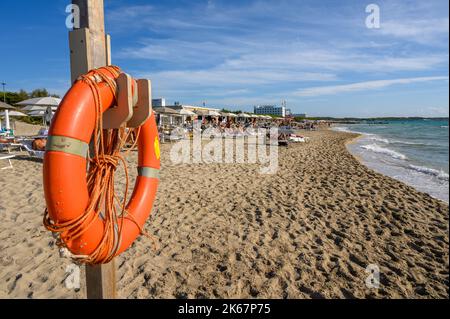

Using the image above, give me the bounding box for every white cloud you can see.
[380,18,449,44]
[104,0,449,115]
[421,106,449,117]
[294,76,449,97]
[107,5,153,20]
[220,50,447,72]
[143,68,336,89]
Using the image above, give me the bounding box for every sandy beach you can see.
[0,128,448,299]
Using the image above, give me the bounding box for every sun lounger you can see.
[0,142,24,153]
[22,143,45,159]
[277,133,289,147]
[0,154,15,170]
[278,139,289,147]
[289,134,310,143]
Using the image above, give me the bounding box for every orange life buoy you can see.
[43,66,160,263]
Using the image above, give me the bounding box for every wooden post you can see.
[69,0,116,299]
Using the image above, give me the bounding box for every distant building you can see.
[254,105,286,117]
[286,109,292,116]
[152,98,166,107]
[292,113,307,119]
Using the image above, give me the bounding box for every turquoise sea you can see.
[334,118,449,203]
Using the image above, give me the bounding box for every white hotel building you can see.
[254,105,286,117]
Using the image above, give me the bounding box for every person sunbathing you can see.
[32,138,47,151]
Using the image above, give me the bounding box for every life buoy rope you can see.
[43,66,160,264]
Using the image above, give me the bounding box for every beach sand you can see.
[0,129,448,299]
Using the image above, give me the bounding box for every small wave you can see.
[333,126,351,132]
[441,125,448,128]
[360,144,407,160]
[368,136,390,143]
[333,126,375,136]
[408,165,449,181]
[390,139,427,146]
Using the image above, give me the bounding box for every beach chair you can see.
[289,134,310,143]
[0,142,24,153]
[22,143,45,159]
[0,154,15,170]
[278,133,289,147]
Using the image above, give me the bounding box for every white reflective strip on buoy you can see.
[46,135,89,158]
[138,167,160,179]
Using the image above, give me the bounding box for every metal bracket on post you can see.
[102,73,134,129]
[127,79,152,128]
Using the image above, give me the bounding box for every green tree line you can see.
[1,88,60,105]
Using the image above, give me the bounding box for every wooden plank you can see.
[70,0,117,299]
[69,28,91,83]
[128,79,152,128]
[103,73,133,129]
[72,0,107,69]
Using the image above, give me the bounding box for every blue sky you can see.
[0,0,448,117]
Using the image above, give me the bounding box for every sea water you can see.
[334,119,449,203]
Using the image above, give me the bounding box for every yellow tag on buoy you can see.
[154,137,160,160]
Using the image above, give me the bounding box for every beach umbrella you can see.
[1,110,27,117]
[208,110,221,117]
[16,96,61,107]
[153,106,180,114]
[0,101,17,131]
[178,108,195,116]
[236,113,250,124]
[0,101,15,110]
[177,108,195,124]
[17,97,60,127]
[193,109,209,116]
[21,105,57,112]
[28,109,56,125]
[28,110,46,116]
[221,112,237,117]
[28,111,55,117]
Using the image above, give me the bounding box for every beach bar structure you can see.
[153,106,182,126]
